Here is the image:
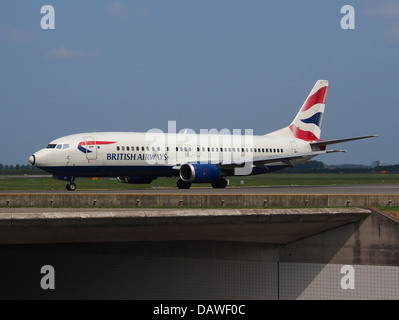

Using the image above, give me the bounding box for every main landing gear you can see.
[177,179,191,189]
[176,178,228,189]
[211,177,228,189]
[66,182,77,191]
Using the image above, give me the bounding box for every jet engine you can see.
[179,163,221,183]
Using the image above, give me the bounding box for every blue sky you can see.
[0,1,398,165]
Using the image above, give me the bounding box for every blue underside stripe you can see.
[37,165,289,178]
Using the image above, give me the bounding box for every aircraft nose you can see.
[30,150,47,167]
[29,155,36,165]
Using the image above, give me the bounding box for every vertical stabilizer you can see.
[288,80,328,141]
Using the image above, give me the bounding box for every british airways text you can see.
[106,153,168,161]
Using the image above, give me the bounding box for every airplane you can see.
[29,80,376,191]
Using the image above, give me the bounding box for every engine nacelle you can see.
[117,176,156,184]
[179,163,221,183]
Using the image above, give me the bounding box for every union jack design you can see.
[289,80,328,141]
[77,140,117,154]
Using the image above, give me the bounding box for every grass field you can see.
[1,173,399,191]
[376,206,399,220]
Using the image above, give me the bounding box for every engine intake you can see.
[179,163,221,183]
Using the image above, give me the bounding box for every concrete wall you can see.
[0,194,398,299]
[279,262,399,300]
[1,240,398,299]
[1,193,399,207]
[281,209,399,266]
[0,208,370,244]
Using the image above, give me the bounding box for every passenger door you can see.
[83,136,97,160]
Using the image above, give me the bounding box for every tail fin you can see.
[288,80,328,141]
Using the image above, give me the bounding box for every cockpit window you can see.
[47,143,69,149]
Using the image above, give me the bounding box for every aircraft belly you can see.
[42,165,177,178]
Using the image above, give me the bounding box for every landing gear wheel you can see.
[66,182,77,191]
[177,179,191,189]
[211,178,227,189]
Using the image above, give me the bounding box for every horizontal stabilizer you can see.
[310,135,377,148]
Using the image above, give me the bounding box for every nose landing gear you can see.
[53,175,77,191]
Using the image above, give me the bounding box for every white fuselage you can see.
[31,131,312,178]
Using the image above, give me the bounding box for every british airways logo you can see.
[77,141,117,154]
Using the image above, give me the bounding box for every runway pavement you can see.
[0,184,398,195]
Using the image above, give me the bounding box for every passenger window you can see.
[117,146,120,151]
[141,146,145,151]
[122,146,125,151]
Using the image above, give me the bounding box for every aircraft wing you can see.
[218,149,344,168]
[172,150,345,170]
